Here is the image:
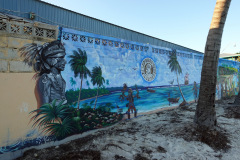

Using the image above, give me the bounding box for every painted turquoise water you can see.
[77,84,199,113]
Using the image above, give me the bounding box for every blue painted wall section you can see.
[61,28,204,113]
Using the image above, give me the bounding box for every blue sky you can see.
[42,0,239,54]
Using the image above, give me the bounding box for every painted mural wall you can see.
[216,59,240,100]
[61,28,204,113]
[1,27,240,154]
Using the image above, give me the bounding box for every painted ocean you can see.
[76,84,199,113]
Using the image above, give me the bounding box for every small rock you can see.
[34,153,38,157]
[55,145,59,149]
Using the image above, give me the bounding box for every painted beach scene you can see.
[62,28,203,116]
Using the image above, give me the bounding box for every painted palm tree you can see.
[70,77,76,90]
[168,49,187,105]
[30,100,75,139]
[86,80,90,89]
[91,66,105,109]
[69,48,91,110]
[195,0,231,128]
[106,79,109,86]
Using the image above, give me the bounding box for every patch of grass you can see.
[194,127,231,151]
[114,155,127,160]
[224,106,240,119]
[157,146,167,153]
[57,150,101,160]
[134,154,149,160]
[181,105,195,112]
[140,146,153,154]
[175,124,231,152]
[170,118,182,123]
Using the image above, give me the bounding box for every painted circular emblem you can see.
[141,58,156,82]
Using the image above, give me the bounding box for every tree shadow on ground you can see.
[223,105,240,119]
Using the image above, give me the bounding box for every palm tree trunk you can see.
[94,86,99,110]
[176,72,187,103]
[194,0,231,128]
[77,75,83,110]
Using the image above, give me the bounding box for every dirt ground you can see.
[16,97,240,160]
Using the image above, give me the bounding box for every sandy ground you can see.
[15,97,240,160]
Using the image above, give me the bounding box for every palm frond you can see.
[29,100,71,128]
[91,66,105,87]
[68,48,90,79]
[42,117,75,138]
[167,49,182,75]
[19,43,40,66]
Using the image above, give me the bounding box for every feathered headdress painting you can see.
[19,40,65,79]
[20,42,49,79]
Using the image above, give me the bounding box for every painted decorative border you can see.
[62,31,150,52]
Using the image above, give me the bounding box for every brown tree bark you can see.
[194,0,231,128]
[94,86,99,110]
[176,73,187,103]
[77,75,83,110]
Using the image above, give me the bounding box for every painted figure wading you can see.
[121,84,140,119]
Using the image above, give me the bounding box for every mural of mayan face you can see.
[141,58,156,82]
[145,63,152,74]
[55,57,67,71]
[20,40,67,107]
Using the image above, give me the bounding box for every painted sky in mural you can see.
[61,28,204,91]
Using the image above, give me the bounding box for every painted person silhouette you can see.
[125,87,139,119]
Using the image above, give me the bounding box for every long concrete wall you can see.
[0,20,239,159]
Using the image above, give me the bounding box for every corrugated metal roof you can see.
[220,53,239,58]
[0,0,203,54]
